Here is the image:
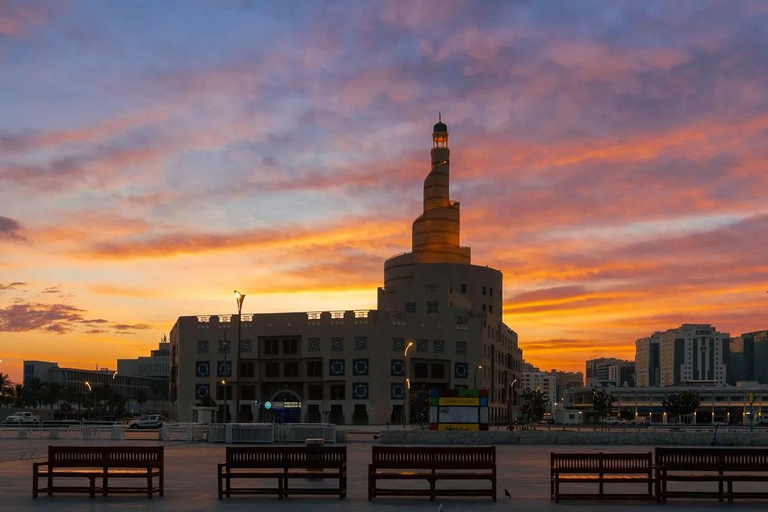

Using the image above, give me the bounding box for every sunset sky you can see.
[1,1,768,384]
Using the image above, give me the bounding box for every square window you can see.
[354,336,368,351]
[197,341,209,354]
[308,384,323,400]
[241,385,256,400]
[306,360,323,378]
[392,338,405,352]
[433,340,445,354]
[414,362,428,378]
[331,337,344,352]
[405,302,417,313]
[432,363,446,379]
[283,338,298,355]
[263,338,279,355]
[307,337,321,352]
[353,359,369,376]
[195,384,210,399]
[391,359,405,376]
[352,382,369,400]
[460,284,467,294]
[195,362,210,378]
[456,342,467,355]
[330,383,345,400]
[454,362,468,379]
[427,301,439,314]
[416,339,429,353]
[329,359,345,376]
[239,339,252,353]
[218,340,231,354]
[239,362,254,378]
[217,361,232,377]
[391,383,405,400]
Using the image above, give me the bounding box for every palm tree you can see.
[13,383,25,407]
[0,373,14,405]
[136,390,148,413]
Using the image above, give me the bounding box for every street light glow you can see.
[404,341,414,356]
[84,381,92,391]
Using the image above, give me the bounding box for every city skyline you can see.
[2,1,768,383]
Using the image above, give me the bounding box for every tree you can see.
[591,388,616,422]
[12,383,25,408]
[42,382,62,410]
[663,391,700,424]
[0,373,14,406]
[520,389,549,423]
[149,380,168,413]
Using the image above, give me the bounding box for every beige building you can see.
[659,324,729,386]
[169,117,524,425]
[521,369,557,409]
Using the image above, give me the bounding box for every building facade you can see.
[22,360,163,413]
[585,358,635,387]
[728,330,768,385]
[659,324,729,386]
[117,339,170,379]
[566,383,768,425]
[635,333,661,387]
[169,118,524,425]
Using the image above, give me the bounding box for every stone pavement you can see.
[1,441,767,511]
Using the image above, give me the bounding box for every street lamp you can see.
[221,331,229,423]
[234,290,245,422]
[84,381,93,419]
[403,342,414,428]
[474,365,483,390]
[508,379,518,425]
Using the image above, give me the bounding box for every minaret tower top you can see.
[433,112,448,148]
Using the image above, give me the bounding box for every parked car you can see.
[756,417,768,426]
[602,417,630,425]
[127,414,163,429]
[4,412,41,424]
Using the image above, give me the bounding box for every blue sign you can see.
[264,401,272,410]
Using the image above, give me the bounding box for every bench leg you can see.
[48,473,53,496]
[159,469,164,497]
[147,472,153,499]
[226,473,231,498]
[103,475,108,497]
[90,476,95,499]
[728,480,733,504]
[492,474,497,502]
[32,468,38,499]
[278,476,284,500]
[430,470,436,502]
[555,477,560,503]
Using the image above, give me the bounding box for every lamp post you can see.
[403,341,414,429]
[474,365,483,390]
[508,378,517,425]
[234,290,245,422]
[84,381,93,419]
[222,331,229,423]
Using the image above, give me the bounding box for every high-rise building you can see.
[521,369,557,408]
[729,330,768,384]
[168,117,524,425]
[659,324,729,386]
[635,333,661,387]
[585,358,635,387]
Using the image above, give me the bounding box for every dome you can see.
[433,121,448,133]
[433,112,447,133]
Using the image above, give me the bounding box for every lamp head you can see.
[234,290,245,309]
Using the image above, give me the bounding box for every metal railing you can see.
[279,423,336,443]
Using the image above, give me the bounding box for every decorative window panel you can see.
[307,337,321,352]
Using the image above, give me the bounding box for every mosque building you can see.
[169,117,524,425]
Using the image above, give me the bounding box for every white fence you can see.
[160,423,206,443]
[0,425,125,441]
[280,423,336,443]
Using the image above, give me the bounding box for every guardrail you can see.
[160,423,206,443]
[0,425,125,441]
[280,423,336,443]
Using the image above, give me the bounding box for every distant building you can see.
[117,339,170,379]
[585,358,635,387]
[659,324,729,386]
[728,330,768,385]
[22,360,164,413]
[522,369,557,408]
[565,383,768,425]
[635,333,661,387]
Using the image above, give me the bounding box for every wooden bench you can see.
[32,445,163,499]
[368,446,496,502]
[218,446,346,500]
[656,447,768,503]
[550,452,653,502]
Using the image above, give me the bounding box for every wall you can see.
[381,429,768,446]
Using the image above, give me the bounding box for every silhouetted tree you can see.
[591,388,616,422]
[520,389,549,423]
[0,373,14,406]
[663,391,701,424]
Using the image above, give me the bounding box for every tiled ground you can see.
[1,441,766,511]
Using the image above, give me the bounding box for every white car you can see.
[127,414,163,429]
[4,412,40,424]
[602,417,622,425]
[757,417,768,426]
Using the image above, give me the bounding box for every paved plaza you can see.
[1,440,767,511]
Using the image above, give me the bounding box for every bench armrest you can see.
[33,461,48,472]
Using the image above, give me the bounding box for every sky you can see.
[1,0,767,384]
